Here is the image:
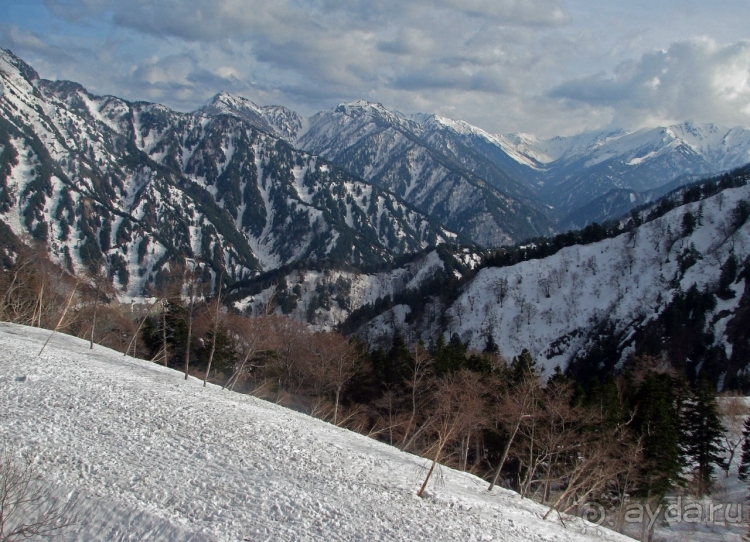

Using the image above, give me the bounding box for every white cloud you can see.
[549,38,750,130]
[3,2,750,138]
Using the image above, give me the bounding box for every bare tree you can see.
[0,447,76,541]
[488,374,542,491]
[0,245,63,327]
[124,297,161,358]
[492,277,509,307]
[417,371,486,497]
[541,431,624,521]
[306,332,363,425]
[538,276,552,298]
[521,301,537,326]
[37,279,79,357]
[183,263,201,380]
[262,315,310,394]
[720,395,748,477]
[550,267,564,289]
[203,272,224,387]
[222,314,275,392]
[399,342,434,450]
[583,255,598,276]
[83,260,114,350]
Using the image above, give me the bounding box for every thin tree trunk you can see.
[34,282,44,327]
[403,414,436,452]
[203,275,223,387]
[399,371,421,450]
[461,431,470,471]
[418,443,444,498]
[161,305,168,365]
[38,282,78,357]
[488,419,521,491]
[184,306,193,380]
[124,298,160,357]
[0,264,22,317]
[334,388,340,426]
[223,349,253,391]
[90,284,99,350]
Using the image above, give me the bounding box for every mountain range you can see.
[2,47,750,304]
[0,50,453,297]
[204,87,750,240]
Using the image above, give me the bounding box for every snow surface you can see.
[0,323,632,541]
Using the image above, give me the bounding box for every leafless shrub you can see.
[0,446,76,541]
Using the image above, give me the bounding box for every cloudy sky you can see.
[1,0,749,137]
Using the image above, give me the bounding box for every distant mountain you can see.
[556,172,708,231]
[294,101,554,247]
[0,50,453,297]
[503,123,750,221]
[178,93,750,240]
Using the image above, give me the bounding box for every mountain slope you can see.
[0,50,453,296]
[355,175,750,388]
[0,323,631,541]
[227,246,483,330]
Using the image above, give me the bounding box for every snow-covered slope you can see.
[357,180,750,387]
[295,98,750,229]
[0,323,631,541]
[230,247,483,330]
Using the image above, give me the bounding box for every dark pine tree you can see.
[432,333,467,375]
[509,348,536,384]
[586,374,624,429]
[632,371,685,499]
[681,374,727,497]
[737,417,750,481]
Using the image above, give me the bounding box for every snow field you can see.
[0,323,630,541]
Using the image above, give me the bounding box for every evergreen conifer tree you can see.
[632,371,684,498]
[681,374,726,497]
[509,348,536,384]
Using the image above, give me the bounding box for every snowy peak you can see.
[298,100,553,246]
[504,122,750,171]
[259,103,306,141]
[322,100,419,132]
[0,48,39,84]
[199,92,305,140]
[200,91,275,134]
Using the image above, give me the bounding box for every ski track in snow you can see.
[0,324,631,542]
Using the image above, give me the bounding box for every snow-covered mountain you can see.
[0,50,453,297]
[510,123,750,219]
[0,323,632,541]
[294,101,554,247]
[281,98,750,233]
[354,175,750,390]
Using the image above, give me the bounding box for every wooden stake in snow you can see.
[37,281,78,357]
